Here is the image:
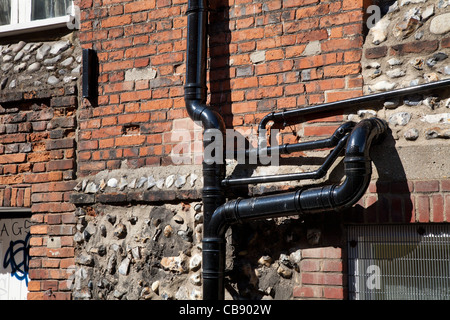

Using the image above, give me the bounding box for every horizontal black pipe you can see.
[223,133,349,187]
[234,121,354,161]
[258,78,450,135]
[203,117,388,300]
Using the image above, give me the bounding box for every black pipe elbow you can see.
[298,117,387,213]
[185,99,225,132]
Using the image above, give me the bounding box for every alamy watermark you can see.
[170,121,280,166]
[366,5,382,29]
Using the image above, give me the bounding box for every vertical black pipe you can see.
[185,0,208,103]
[184,0,226,300]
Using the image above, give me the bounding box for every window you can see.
[347,224,450,300]
[0,0,76,37]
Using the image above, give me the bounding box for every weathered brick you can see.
[365,46,388,59]
[390,40,439,56]
[442,37,450,48]
[415,180,439,193]
[46,139,75,150]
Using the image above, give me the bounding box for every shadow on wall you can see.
[344,129,413,224]
[209,1,232,123]
[221,127,413,300]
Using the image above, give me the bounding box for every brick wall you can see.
[69,0,450,301]
[77,0,187,175]
[76,0,367,176]
[0,88,78,300]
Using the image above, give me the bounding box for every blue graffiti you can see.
[3,232,30,285]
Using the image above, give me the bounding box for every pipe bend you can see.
[299,117,387,212]
[205,199,241,238]
[185,99,225,132]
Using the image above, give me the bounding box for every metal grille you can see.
[347,224,450,300]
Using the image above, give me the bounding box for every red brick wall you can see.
[76,0,367,176]
[77,0,187,175]
[0,88,78,300]
[73,0,450,300]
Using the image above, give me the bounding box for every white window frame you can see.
[0,0,76,37]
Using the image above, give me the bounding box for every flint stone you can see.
[43,55,61,65]
[430,13,450,35]
[190,173,198,187]
[85,181,98,193]
[277,265,292,279]
[369,81,396,92]
[136,176,146,188]
[107,178,118,188]
[50,41,70,55]
[366,62,381,69]
[61,56,74,67]
[189,254,202,271]
[0,78,7,90]
[404,128,419,140]
[389,112,411,126]
[165,175,175,188]
[147,176,156,189]
[424,73,440,83]
[1,63,13,72]
[151,281,160,293]
[420,113,450,124]
[415,30,424,40]
[118,257,130,275]
[76,254,93,266]
[258,255,273,267]
[36,44,51,60]
[422,5,435,21]
[384,99,400,109]
[11,41,26,53]
[411,58,424,70]
[387,68,406,78]
[107,255,117,274]
[113,223,127,239]
[175,175,186,188]
[27,62,41,72]
[14,51,24,62]
[404,94,422,106]
[438,0,449,8]
[371,18,390,45]
[119,177,127,190]
[2,55,12,62]
[190,273,202,286]
[14,62,27,73]
[425,127,450,139]
[160,255,187,273]
[156,178,165,189]
[438,66,450,75]
[128,178,136,189]
[387,58,403,66]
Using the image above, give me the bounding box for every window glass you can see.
[31,0,71,21]
[0,0,11,26]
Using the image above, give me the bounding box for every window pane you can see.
[31,0,71,21]
[0,0,11,26]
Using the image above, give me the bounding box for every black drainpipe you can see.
[184,0,450,300]
[184,0,226,235]
[202,117,387,300]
